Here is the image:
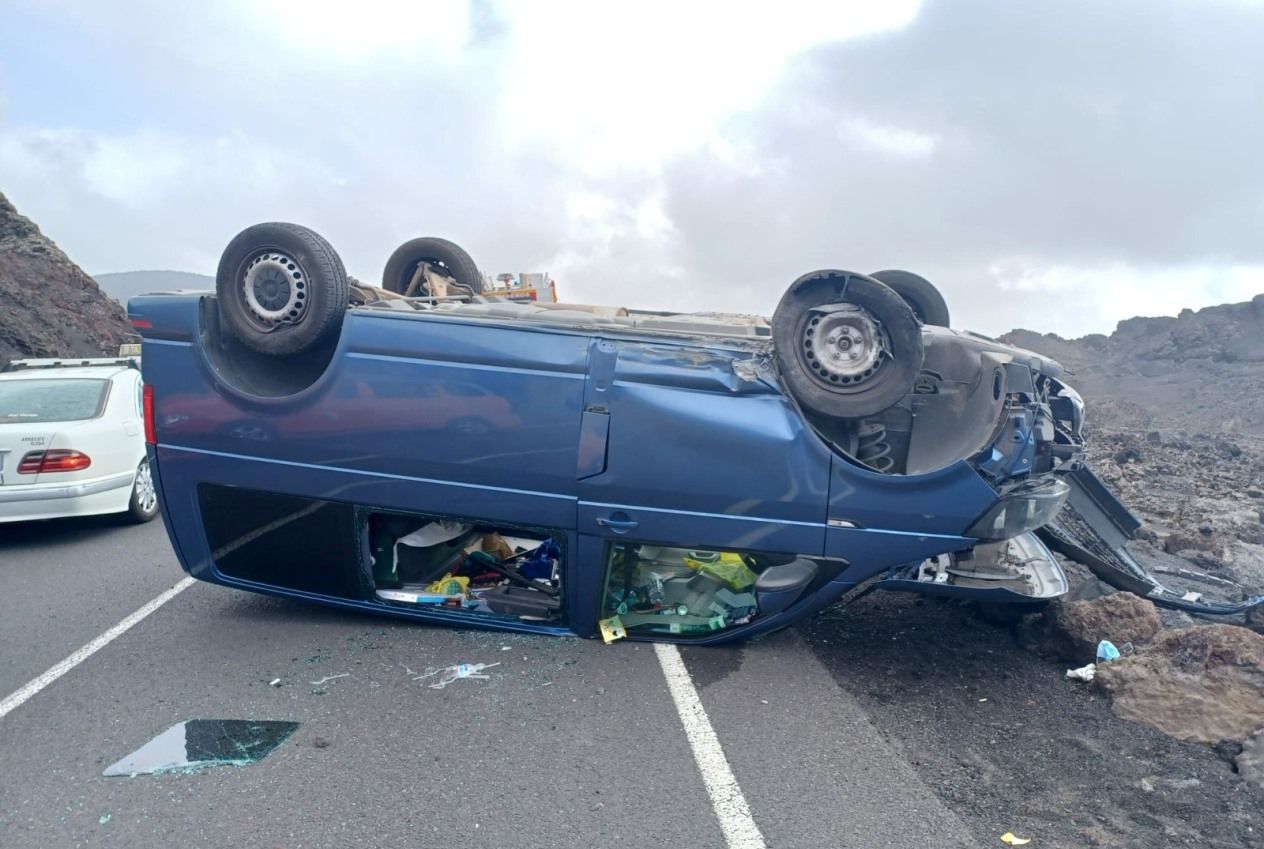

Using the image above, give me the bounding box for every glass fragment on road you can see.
[103,719,299,777]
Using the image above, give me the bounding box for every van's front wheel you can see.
[772,270,924,420]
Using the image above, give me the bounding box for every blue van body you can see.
[131,290,1082,643]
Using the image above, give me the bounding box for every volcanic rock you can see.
[1094,624,1264,745]
[0,191,131,367]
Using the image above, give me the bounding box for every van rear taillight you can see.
[143,384,156,444]
[19,450,93,474]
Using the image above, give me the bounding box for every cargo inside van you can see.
[197,484,566,624]
[366,512,564,623]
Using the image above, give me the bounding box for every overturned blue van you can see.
[130,223,1192,644]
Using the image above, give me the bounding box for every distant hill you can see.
[94,270,215,305]
[1001,295,1264,438]
[0,192,132,368]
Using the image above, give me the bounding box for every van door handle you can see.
[595,513,639,534]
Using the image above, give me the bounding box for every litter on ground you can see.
[1066,664,1096,682]
[410,662,501,689]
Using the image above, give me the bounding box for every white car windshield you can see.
[0,378,109,423]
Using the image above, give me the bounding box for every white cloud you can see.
[246,0,472,60]
[496,0,921,170]
[840,118,939,158]
[634,192,674,240]
[985,260,1264,337]
[0,127,339,271]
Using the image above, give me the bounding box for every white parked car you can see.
[0,358,157,524]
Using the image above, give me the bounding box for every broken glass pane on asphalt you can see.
[103,720,299,777]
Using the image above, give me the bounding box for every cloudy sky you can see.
[2,0,1261,337]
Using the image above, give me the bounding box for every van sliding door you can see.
[575,338,829,553]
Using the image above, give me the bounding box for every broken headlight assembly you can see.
[966,477,1070,541]
[1049,382,1085,438]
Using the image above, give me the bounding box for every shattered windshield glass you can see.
[103,720,299,777]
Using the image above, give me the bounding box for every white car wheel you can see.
[124,458,159,523]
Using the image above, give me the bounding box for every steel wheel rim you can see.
[799,304,889,390]
[241,250,309,327]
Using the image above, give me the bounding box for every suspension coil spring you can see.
[856,422,894,473]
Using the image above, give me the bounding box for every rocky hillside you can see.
[0,192,132,368]
[1002,298,1264,607]
[1002,295,1264,439]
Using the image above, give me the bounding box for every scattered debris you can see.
[599,615,627,644]
[411,662,501,689]
[1095,624,1264,744]
[1067,641,1132,681]
[103,720,299,777]
[1000,832,1031,845]
[98,814,111,826]
[1066,664,1096,682]
[308,673,350,686]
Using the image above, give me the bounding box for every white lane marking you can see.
[655,642,767,849]
[0,576,196,720]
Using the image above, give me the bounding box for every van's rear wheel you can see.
[869,269,951,327]
[216,222,349,356]
[382,237,484,296]
[772,270,924,419]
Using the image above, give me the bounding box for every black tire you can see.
[382,237,484,296]
[869,269,951,327]
[122,458,159,524]
[772,270,924,420]
[216,223,349,356]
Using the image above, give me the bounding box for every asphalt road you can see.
[0,517,978,849]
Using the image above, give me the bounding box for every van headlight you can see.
[966,478,1070,541]
[1050,383,1084,438]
